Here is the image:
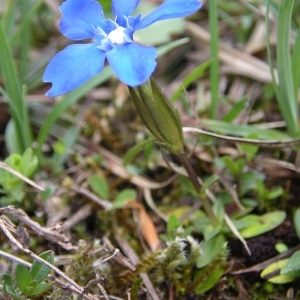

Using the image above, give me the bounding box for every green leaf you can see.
[238,211,286,238]
[212,201,225,223]
[197,234,226,268]
[199,174,220,195]
[51,125,80,167]
[40,185,56,201]
[125,164,145,175]
[261,259,295,284]
[4,119,23,154]
[22,148,38,177]
[15,264,32,294]
[275,242,288,254]
[281,250,300,277]
[200,119,291,140]
[22,148,33,170]
[0,149,37,202]
[26,282,53,297]
[6,154,23,173]
[221,156,243,176]
[171,60,212,102]
[178,175,198,197]
[239,171,265,196]
[221,97,248,122]
[30,250,54,284]
[1,273,14,287]
[123,137,155,166]
[294,209,300,239]
[239,134,259,160]
[88,174,109,200]
[203,224,222,241]
[113,189,136,208]
[195,267,224,295]
[167,215,181,236]
[264,186,283,200]
[1,274,24,300]
[53,140,66,155]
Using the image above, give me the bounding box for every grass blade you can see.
[276,0,299,136]
[209,0,220,119]
[0,23,32,153]
[170,59,212,102]
[291,29,300,98]
[19,0,31,83]
[199,119,291,140]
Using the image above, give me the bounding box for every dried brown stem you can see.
[0,206,76,250]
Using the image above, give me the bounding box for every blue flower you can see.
[43,0,202,96]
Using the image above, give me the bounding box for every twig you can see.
[0,249,31,268]
[61,203,93,231]
[97,238,136,271]
[183,126,300,148]
[0,206,76,250]
[231,245,300,274]
[143,188,168,222]
[218,177,245,212]
[224,214,251,256]
[254,156,300,173]
[72,185,112,210]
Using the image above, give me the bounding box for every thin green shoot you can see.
[209,0,220,119]
[0,23,32,153]
[19,0,31,83]
[266,0,299,137]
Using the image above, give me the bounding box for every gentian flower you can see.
[43,0,202,96]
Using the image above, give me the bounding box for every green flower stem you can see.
[179,152,218,225]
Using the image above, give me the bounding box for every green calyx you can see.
[129,77,184,154]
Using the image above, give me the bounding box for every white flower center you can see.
[108,26,127,45]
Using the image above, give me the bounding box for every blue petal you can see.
[135,0,202,30]
[106,43,156,87]
[127,15,142,30]
[59,0,107,40]
[112,0,140,23]
[43,43,105,96]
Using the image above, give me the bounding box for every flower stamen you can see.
[108,26,130,45]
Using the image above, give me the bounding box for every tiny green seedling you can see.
[0,148,37,204]
[1,250,54,299]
